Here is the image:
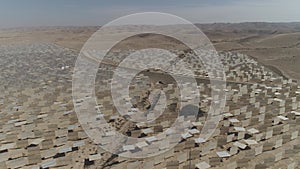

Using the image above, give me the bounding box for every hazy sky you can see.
[1,0,300,28]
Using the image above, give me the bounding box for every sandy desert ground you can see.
[1,23,300,80]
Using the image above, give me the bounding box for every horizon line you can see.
[1,21,300,30]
